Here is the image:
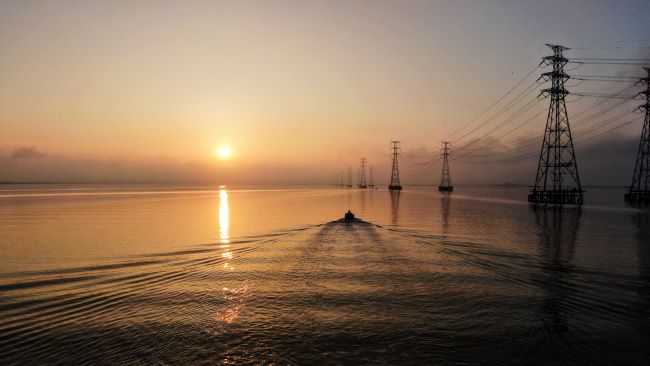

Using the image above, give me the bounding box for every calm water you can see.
[0,185,649,365]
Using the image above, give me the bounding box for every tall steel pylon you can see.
[529,44,583,205]
[368,166,375,188]
[438,141,454,192]
[389,140,402,190]
[346,166,353,188]
[359,158,368,188]
[625,67,650,203]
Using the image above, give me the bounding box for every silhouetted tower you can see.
[438,141,454,192]
[625,67,650,202]
[368,166,375,188]
[359,158,368,188]
[389,140,402,190]
[346,166,353,188]
[529,44,583,204]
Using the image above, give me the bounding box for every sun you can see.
[218,146,231,159]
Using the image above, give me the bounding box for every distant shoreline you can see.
[0,182,629,189]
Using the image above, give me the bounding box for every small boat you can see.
[344,210,355,221]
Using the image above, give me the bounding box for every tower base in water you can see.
[528,189,583,205]
[389,185,402,191]
[624,191,650,203]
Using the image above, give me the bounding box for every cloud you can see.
[0,148,340,185]
[0,135,644,186]
[10,146,46,158]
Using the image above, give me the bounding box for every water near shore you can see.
[1,185,649,365]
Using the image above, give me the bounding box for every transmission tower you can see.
[439,141,454,192]
[389,140,402,190]
[346,166,353,188]
[625,67,650,203]
[529,44,583,205]
[368,165,375,188]
[359,158,368,188]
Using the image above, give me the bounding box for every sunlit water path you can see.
[0,185,649,365]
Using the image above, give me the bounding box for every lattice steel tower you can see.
[389,141,402,190]
[529,44,583,204]
[625,67,650,203]
[368,166,375,188]
[358,158,368,188]
[438,141,454,192]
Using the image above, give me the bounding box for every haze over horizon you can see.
[1,0,649,185]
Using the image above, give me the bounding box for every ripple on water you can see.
[0,219,649,365]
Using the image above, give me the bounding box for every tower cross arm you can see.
[540,87,569,97]
[541,71,570,80]
[545,43,570,51]
[541,55,569,66]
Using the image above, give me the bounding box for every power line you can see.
[570,58,650,62]
[446,64,540,139]
[456,94,637,160]
[569,61,650,66]
[451,66,638,149]
[572,77,636,83]
[456,117,640,165]
[571,91,642,99]
[572,74,640,80]
[452,86,635,154]
[456,107,637,161]
[454,82,540,143]
[454,97,542,154]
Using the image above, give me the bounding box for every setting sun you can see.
[218,146,231,159]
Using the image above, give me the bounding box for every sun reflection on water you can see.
[219,188,234,272]
[219,188,229,244]
[213,284,250,324]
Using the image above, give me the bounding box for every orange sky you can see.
[1,1,649,184]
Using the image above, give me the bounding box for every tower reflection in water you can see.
[440,194,451,235]
[533,206,581,338]
[390,190,401,226]
[633,208,650,336]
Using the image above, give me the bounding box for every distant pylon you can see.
[346,166,353,188]
[438,141,454,192]
[368,165,375,188]
[529,44,583,205]
[389,141,402,190]
[625,67,650,203]
[358,158,368,188]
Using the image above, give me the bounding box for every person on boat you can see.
[344,210,355,221]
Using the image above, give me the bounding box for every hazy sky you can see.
[1,0,649,184]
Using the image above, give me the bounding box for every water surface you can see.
[0,185,648,365]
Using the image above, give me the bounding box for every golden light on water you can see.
[219,188,229,244]
[213,284,250,324]
[219,188,234,271]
